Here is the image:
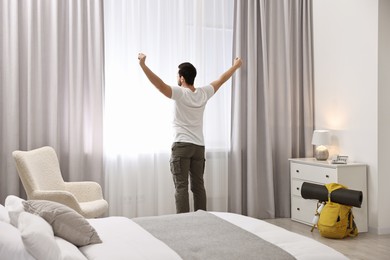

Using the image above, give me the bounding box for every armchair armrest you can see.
[64,181,104,202]
[30,190,83,214]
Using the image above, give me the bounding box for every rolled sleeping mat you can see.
[300,182,363,208]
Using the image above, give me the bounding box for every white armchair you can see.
[12,146,108,218]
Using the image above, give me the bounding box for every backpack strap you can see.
[325,183,348,203]
[310,201,325,232]
[325,183,348,195]
[347,210,359,237]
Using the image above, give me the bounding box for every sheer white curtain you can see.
[0,0,105,204]
[103,0,234,217]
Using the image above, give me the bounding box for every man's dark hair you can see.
[178,62,197,85]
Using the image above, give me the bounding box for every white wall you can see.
[313,0,390,234]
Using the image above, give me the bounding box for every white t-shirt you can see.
[170,85,215,146]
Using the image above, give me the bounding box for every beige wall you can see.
[313,0,390,234]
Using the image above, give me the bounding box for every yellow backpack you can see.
[316,183,358,239]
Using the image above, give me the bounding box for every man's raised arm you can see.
[210,57,242,93]
[138,53,172,98]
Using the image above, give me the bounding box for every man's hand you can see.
[233,57,242,68]
[138,53,146,65]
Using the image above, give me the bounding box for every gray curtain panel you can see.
[0,0,105,204]
[229,0,314,218]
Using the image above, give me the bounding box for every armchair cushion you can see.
[64,182,104,202]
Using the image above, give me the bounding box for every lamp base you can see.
[315,145,329,161]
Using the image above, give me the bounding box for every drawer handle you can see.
[325,174,329,178]
[296,170,300,173]
[296,208,300,211]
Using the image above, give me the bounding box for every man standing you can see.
[138,53,242,213]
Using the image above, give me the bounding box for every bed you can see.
[1,195,348,260]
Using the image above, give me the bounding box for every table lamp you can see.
[311,130,330,160]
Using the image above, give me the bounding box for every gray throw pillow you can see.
[22,200,101,247]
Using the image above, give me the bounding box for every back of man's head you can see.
[178,62,197,85]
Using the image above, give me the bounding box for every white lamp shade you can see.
[311,130,330,145]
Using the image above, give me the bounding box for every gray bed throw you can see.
[133,210,295,260]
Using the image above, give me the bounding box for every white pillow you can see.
[55,237,88,260]
[0,204,10,223]
[5,195,25,227]
[0,221,35,260]
[18,212,61,260]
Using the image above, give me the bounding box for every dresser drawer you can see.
[291,196,318,225]
[290,163,337,183]
[291,179,305,197]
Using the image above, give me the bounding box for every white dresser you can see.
[289,158,368,232]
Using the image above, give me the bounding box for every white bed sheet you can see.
[81,216,181,260]
[80,212,348,260]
